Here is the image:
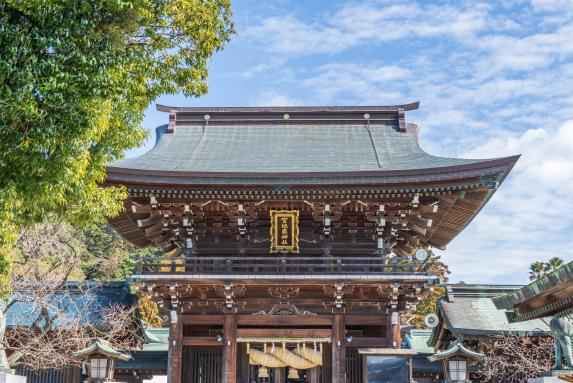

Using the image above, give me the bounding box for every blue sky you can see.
[128,0,573,284]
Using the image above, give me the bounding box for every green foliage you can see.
[529,257,564,281]
[137,292,162,328]
[80,224,135,280]
[0,0,234,293]
[412,257,451,328]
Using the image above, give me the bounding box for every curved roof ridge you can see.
[428,340,485,362]
[156,102,420,113]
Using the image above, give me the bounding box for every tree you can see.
[80,224,135,281]
[529,262,547,281]
[6,221,143,368]
[0,0,234,294]
[5,221,163,369]
[412,256,451,328]
[477,334,553,383]
[529,257,564,281]
[6,289,142,370]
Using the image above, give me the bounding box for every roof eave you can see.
[492,261,573,310]
[105,155,520,187]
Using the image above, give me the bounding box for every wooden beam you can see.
[181,337,222,346]
[137,214,161,227]
[237,315,333,326]
[407,214,432,228]
[145,222,165,236]
[419,204,438,214]
[345,315,387,325]
[400,231,420,246]
[346,337,388,347]
[408,223,427,236]
[182,315,224,325]
[236,328,332,338]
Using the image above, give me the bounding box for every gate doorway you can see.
[182,347,223,383]
[238,336,331,383]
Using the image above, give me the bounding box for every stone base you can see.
[0,371,27,383]
[529,377,561,383]
[528,370,573,383]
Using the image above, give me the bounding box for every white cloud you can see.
[532,0,573,12]
[252,90,302,106]
[299,63,410,104]
[444,121,573,283]
[243,2,491,55]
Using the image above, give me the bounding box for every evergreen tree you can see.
[0,0,234,294]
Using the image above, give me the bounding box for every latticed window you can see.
[448,360,467,381]
[90,358,108,379]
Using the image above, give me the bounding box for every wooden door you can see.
[183,347,223,383]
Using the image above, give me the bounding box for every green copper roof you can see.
[142,327,169,352]
[115,351,167,371]
[404,329,434,354]
[493,261,573,322]
[72,338,130,361]
[428,340,485,362]
[107,105,519,188]
[110,122,492,174]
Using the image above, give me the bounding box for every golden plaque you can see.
[270,210,300,253]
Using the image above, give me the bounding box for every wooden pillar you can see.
[239,343,250,382]
[310,367,320,383]
[222,313,237,383]
[332,314,346,382]
[167,312,183,383]
[323,339,333,382]
[275,367,285,383]
[387,311,401,348]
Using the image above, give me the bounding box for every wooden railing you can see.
[134,256,427,275]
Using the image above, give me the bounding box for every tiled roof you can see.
[428,340,485,362]
[142,327,169,352]
[428,284,550,346]
[7,282,135,328]
[107,105,520,187]
[115,351,167,371]
[493,261,573,318]
[110,123,493,174]
[116,327,169,371]
[72,338,130,361]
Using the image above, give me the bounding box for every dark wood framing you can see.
[173,312,395,383]
[108,104,518,383]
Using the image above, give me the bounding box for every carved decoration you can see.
[269,287,300,299]
[252,303,316,316]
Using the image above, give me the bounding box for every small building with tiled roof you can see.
[428,284,550,350]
